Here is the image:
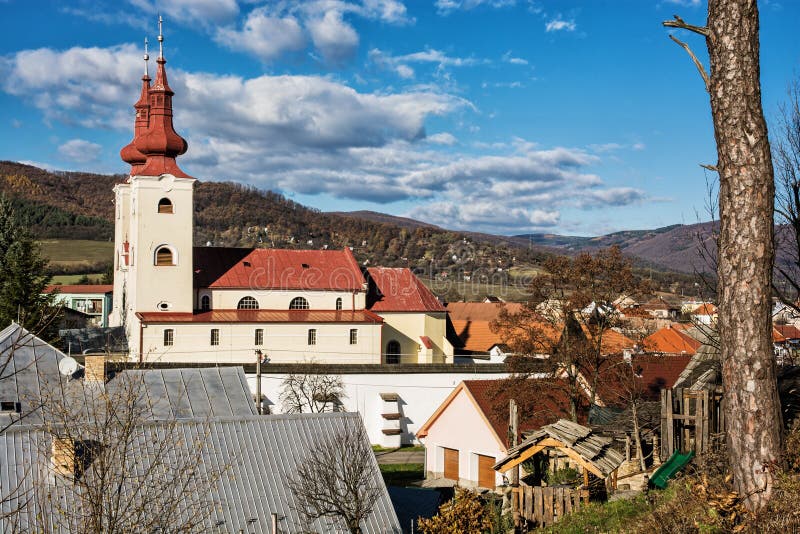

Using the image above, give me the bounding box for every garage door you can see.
[443,448,459,481]
[477,454,496,489]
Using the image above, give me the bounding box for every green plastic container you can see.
[649,450,695,489]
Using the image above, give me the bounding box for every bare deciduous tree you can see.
[663,0,783,510]
[2,367,226,533]
[288,422,382,534]
[491,247,645,422]
[280,366,346,413]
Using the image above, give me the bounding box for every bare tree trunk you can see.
[631,402,646,473]
[707,0,782,510]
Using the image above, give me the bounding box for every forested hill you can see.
[0,161,547,274]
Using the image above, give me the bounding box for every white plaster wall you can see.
[141,322,383,364]
[245,370,509,448]
[200,289,365,311]
[419,389,506,488]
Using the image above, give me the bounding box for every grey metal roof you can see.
[0,323,80,427]
[672,341,721,390]
[495,419,624,477]
[1,412,401,533]
[110,367,257,420]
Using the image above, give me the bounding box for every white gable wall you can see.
[420,388,506,488]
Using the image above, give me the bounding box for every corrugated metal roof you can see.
[137,309,384,324]
[0,323,78,427]
[111,367,257,419]
[366,268,445,312]
[205,247,366,290]
[0,413,401,533]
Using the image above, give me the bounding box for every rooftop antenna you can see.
[157,15,164,59]
[143,37,150,76]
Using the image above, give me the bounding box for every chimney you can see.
[51,438,75,478]
[84,356,106,383]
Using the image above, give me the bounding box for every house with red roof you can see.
[108,46,451,364]
[45,284,113,327]
[417,379,574,489]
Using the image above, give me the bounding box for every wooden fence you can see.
[661,386,724,459]
[515,486,589,527]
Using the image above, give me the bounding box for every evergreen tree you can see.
[0,195,57,336]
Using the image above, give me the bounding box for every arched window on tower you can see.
[158,198,173,214]
[154,246,175,266]
[289,297,309,310]
[237,296,259,310]
[335,297,343,310]
[200,295,210,311]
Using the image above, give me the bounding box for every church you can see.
[109,27,453,365]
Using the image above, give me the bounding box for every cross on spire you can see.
[144,37,149,77]
[158,15,164,59]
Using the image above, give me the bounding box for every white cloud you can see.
[2,43,649,234]
[58,139,103,163]
[662,0,701,6]
[369,48,485,78]
[435,0,516,14]
[427,132,458,145]
[128,0,239,26]
[307,10,359,63]
[502,51,528,65]
[216,8,305,62]
[545,18,576,32]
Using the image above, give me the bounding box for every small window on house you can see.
[163,329,174,346]
[349,329,358,345]
[255,328,264,346]
[0,401,21,414]
[158,198,173,214]
[155,246,174,266]
[210,329,220,346]
[336,297,343,310]
[307,329,317,345]
[200,295,210,311]
[386,340,401,364]
[237,296,259,310]
[290,297,309,310]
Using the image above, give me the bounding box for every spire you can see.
[135,17,191,179]
[120,37,152,176]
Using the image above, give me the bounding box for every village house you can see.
[45,284,113,327]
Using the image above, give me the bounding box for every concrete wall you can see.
[420,388,506,488]
[245,368,509,447]
[140,321,383,364]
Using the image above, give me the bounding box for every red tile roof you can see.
[775,324,800,340]
[418,379,576,448]
[446,302,524,321]
[366,268,445,312]
[45,285,113,294]
[205,248,365,291]
[692,303,717,315]
[642,326,701,355]
[137,309,383,324]
[598,353,693,404]
[450,319,502,352]
[420,335,433,349]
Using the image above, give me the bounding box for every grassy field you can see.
[420,277,534,303]
[50,273,105,284]
[38,240,113,267]
[379,463,424,487]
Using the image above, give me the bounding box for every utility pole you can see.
[256,349,263,415]
[508,398,519,529]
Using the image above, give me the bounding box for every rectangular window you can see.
[255,328,264,346]
[349,329,358,345]
[307,329,317,346]
[163,329,174,347]
[210,328,219,346]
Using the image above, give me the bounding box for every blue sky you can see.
[0,0,797,236]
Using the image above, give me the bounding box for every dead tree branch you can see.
[667,34,711,92]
